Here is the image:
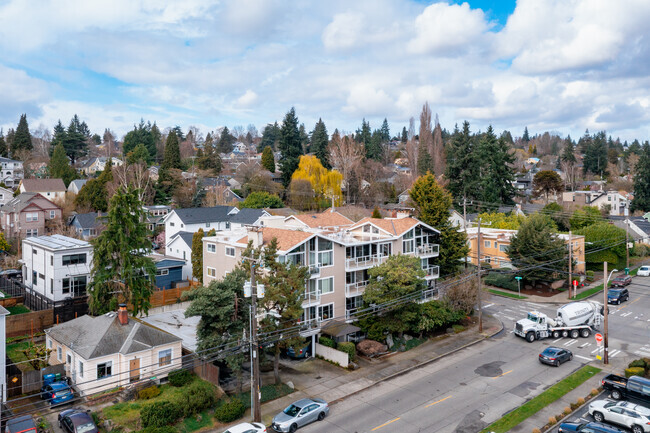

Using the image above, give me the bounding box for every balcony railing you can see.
[308,265,320,278]
[345,308,359,322]
[345,280,368,297]
[423,266,440,279]
[345,255,387,270]
[416,244,439,257]
[302,290,320,304]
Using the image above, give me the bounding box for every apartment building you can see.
[202,215,440,338]
[466,227,586,273]
[0,157,23,188]
[562,190,629,216]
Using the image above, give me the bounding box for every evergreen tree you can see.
[631,142,650,213]
[259,122,280,152]
[150,123,162,161]
[89,186,156,315]
[5,129,15,154]
[12,114,32,154]
[48,143,77,186]
[217,126,236,154]
[366,130,383,161]
[310,119,329,168]
[583,131,608,177]
[261,146,275,172]
[191,229,205,283]
[126,142,151,165]
[299,123,309,154]
[410,173,468,276]
[561,138,576,164]
[162,131,182,170]
[417,145,433,175]
[51,121,66,150]
[63,114,90,163]
[0,130,6,158]
[123,120,156,161]
[196,139,222,174]
[445,121,479,203]
[401,127,408,143]
[477,126,516,206]
[380,118,390,142]
[171,126,185,141]
[532,170,564,203]
[371,206,382,218]
[522,126,530,143]
[278,107,303,187]
[75,159,113,211]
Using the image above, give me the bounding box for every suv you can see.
[638,266,650,276]
[608,288,629,304]
[611,276,632,287]
[41,382,74,406]
[558,421,624,432]
[5,416,37,433]
[588,400,650,433]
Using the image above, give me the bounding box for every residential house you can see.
[203,215,440,341]
[143,205,171,232]
[79,157,124,176]
[562,190,628,216]
[68,212,104,240]
[284,210,354,230]
[150,254,186,290]
[164,206,238,239]
[0,186,13,207]
[201,178,243,203]
[0,193,63,239]
[465,227,586,273]
[449,209,466,230]
[0,157,23,188]
[21,235,93,302]
[45,306,182,395]
[397,190,410,205]
[610,216,650,245]
[19,179,67,201]
[67,180,87,195]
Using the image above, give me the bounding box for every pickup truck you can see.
[602,374,650,404]
[5,415,37,433]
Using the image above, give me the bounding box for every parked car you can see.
[588,399,650,433]
[58,409,98,433]
[0,269,22,280]
[602,374,650,405]
[222,422,267,433]
[271,398,329,432]
[637,266,650,276]
[5,415,37,433]
[558,421,625,432]
[286,343,312,359]
[539,347,573,366]
[607,288,630,305]
[611,276,632,287]
[41,382,74,406]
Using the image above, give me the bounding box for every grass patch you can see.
[481,365,601,433]
[7,341,34,370]
[102,402,142,428]
[573,284,604,300]
[488,289,526,299]
[7,305,30,315]
[177,408,214,433]
[235,383,294,409]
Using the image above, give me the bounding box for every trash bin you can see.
[625,267,630,275]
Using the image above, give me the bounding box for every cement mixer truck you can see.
[514,301,604,343]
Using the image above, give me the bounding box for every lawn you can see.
[6,341,37,371]
[480,365,601,433]
[234,383,294,409]
[6,305,30,315]
[573,283,604,300]
[488,289,526,299]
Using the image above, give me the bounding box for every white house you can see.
[0,186,13,207]
[45,305,182,395]
[0,157,24,188]
[0,305,8,405]
[165,232,194,280]
[21,235,93,302]
[164,206,238,239]
[67,180,87,195]
[79,157,124,176]
[19,179,67,201]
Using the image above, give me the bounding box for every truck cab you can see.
[515,311,550,341]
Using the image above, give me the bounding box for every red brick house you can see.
[0,193,63,239]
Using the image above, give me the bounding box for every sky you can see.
[1,0,650,142]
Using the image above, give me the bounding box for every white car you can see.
[637,266,650,276]
[588,399,650,433]
[222,422,266,433]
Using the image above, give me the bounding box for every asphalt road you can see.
[295,276,650,433]
[546,392,636,433]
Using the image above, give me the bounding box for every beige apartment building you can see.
[202,214,440,339]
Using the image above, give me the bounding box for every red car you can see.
[610,275,632,287]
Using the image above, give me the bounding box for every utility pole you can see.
[463,197,469,269]
[249,262,261,422]
[568,230,573,300]
[603,262,610,365]
[626,217,630,271]
[477,218,483,333]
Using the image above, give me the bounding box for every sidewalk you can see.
[223,314,503,428]
[494,278,607,304]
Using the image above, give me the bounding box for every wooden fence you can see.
[0,296,23,308]
[6,310,54,338]
[131,282,198,310]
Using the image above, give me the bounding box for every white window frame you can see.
[207,267,216,278]
[207,243,216,253]
[78,360,83,377]
[156,269,169,276]
[57,347,62,361]
[158,348,172,366]
[97,361,112,379]
[26,212,38,222]
[49,210,56,219]
[318,303,334,321]
[484,240,491,248]
[225,247,235,257]
[318,277,334,295]
[499,245,508,252]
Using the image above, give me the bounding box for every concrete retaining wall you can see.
[315,342,348,368]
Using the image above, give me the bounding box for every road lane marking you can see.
[564,340,578,347]
[493,370,513,379]
[610,350,621,357]
[578,343,590,348]
[575,355,594,361]
[620,312,633,317]
[503,315,514,320]
[591,348,600,354]
[526,302,545,308]
[484,303,494,308]
[372,417,401,431]
[425,395,452,408]
[618,298,640,310]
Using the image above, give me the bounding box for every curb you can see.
[540,389,605,432]
[328,317,505,406]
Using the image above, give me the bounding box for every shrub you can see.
[577,397,585,405]
[483,273,518,291]
[591,388,599,396]
[138,427,178,433]
[628,359,647,369]
[563,406,572,415]
[625,367,645,378]
[532,429,541,433]
[168,369,194,387]
[586,270,594,281]
[214,398,245,423]
[138,385,162,400]
[177,380,217,417]
[337,342,356,362]
[140,401,182,428]
[319,336,336,348]
[548,416,557,425]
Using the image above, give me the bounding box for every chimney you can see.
[247,228,264,247]
[118,304,128,325]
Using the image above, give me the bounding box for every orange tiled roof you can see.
[236,228,314,252]
[291,211,354,228]
[352,217,420,236]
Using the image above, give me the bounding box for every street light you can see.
[603,266,618,365]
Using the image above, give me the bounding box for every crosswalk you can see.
[634,344,650,358]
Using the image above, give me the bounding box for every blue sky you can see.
[1,0,649,142]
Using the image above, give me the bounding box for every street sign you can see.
[515,276,522,280]
[595,333,603,343]
[573,280,578,287]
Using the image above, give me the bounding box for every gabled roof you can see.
[350,217,439,236]
[228,208,269,224]
[169,231,195,248]
[21,178,66,192]
[69,212,103,230]
[170,206,237,225]
[67,179,87,191]
[2,192,59,213]
[287,210,354,228]
[45,313,181,360]
[0,157,21,164]
[235,227,315,252]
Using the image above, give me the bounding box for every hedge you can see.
[168,369,194,387]
[214,398,245,423]
[175,380,217,417]
[625,367,646,378]
[483,273,518,291]
[141,401,183,428]
[318,336,336,348]
[628,359,647,369]
[138,385,162,400]
[337,342,356,362]
[137,426,178,433]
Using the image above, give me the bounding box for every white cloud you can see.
[235,90,258,108]
[343,85,394,117]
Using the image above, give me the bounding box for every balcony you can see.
[423,266,440,279]
[302,290,320,305]
[345,308,359,322]
[416,244,439,257]
[345,280,368,297]
[345,255,387,270]
[308,265,320,278]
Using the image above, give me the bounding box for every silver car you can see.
[271,398,329,432]
[588,399,650,433]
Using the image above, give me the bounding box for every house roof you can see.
[288,210,354,228]
[228,208,268,225]
[351,217,427,236]
[23,234,90,250]
[21,178,66,192]
[171,206,236,225]
[236,227,314,252]
[67,179,87,191]
[45,313,181,360]
[0,157,20,164]
[70,212,103,230]
[2,192,59,213]
[170,231,195,248]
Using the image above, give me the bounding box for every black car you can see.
[58,409,98,433]
[611,276,632,287]
[539,346,573,366]
[607,288,629,304]
[0,269,22,280]
[558,421,625,432]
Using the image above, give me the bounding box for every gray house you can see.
[68,212,105,239]
[67,180,88,195]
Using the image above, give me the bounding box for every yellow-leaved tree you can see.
[290,155,343,210]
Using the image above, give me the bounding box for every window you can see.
[225,247,235,257]
[78,361,83,378]
[26,212,38,222]
[62,276,87,296]
[225,222,231,229]
[67,353,72,365]
[156,269,169,276]
[47,339,52,349]
[363,225,370,233]
[51,255,53,266]
[206,222,210,228]
[62,254,87,265]
[26,229,38,237]
[49,210,56,219]
[484,256,491,264]
[57,347,62,361]
[97,361,112,379]
[207,244,216,253]
[499,245,508,252]
[170,222,175,227]
[50,279,53,294]
[484,240,491,248]
[319,277,333,295]
[33,271,37,286]
[207,267,216,278]
[319,304,333,321]
[318,251,333,266]
[159,349,172,366]
[402,239,414,254]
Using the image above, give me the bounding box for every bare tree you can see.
[31,124,51,158]
[110,163,154,204]
[232,125,245,141]
[328,134,364,203]
[246,124,259,139]
[103,129,116,158]
[419,102,433,160]
[443,272,477,315]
